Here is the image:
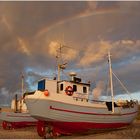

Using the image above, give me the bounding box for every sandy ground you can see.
[0,120,140,139]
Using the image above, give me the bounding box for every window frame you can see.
[83,86,87,93]
[73,85,77,92]
[60,83,63,91]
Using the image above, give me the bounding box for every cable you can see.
[112,71,133,100]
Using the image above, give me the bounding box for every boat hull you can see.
[48,121,129,134]
[26,97,138,133]
[0,111,37,122]
[0,111,37,129]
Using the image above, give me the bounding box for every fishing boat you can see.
[0,76,37,129]
[25,46,138,138]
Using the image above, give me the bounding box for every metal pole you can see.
[57,64,60,81]
[21,74,24,96]
[57,44,62,81]
[15,94,18,113]
[108,51,115,113]
[20,73,24,112]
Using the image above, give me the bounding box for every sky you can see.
[0,1,140,106]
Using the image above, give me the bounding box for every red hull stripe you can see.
[51,121,130,134]
[50,106,137,116]
[7,114,32,118]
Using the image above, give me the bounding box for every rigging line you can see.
[112,71,133,100]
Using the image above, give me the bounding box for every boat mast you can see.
[108,51,115,113]
[20,73,24,112]
[57,64,61,81]
[21,73,24,96]
[57,43,62,81]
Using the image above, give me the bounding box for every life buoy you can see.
[44,90,49,96]
[65,86,73,96]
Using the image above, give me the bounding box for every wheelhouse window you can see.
[60,84,63,91]
[83,86,87,93]
[73,85,77,92]
[38,79,45,90]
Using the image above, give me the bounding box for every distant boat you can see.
[0,75,37,129]
[25,45,138,138]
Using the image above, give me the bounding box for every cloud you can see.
[0,87,23,106]
[1,15,31,56]
[0,1,140,105]
[0,87,10,106]
[48,41,78,61]
[48,41,59,57]
[92,81,105,99]
[113,57,140,93]
[79,40,112,66]
[0,19,29,97]
[1,15,12,31]
[78,39,140,67]
[118,1,140,13]
[17,37,30,56]
[35,1,119,38]
[121,40,134,45]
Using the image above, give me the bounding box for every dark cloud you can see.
[0,1,140,105]
[0,1,88,38]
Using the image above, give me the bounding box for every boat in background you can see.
[25,45,138,138]
[0,76,37,130]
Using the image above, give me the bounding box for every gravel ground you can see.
[0,120,140,139]
[0,124,40,139]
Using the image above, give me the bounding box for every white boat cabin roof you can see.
[37,78,90,95]
[58,80,90,86]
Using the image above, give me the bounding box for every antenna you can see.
[56,43,66,81]
[55,34,74,81]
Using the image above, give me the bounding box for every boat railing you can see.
[88,99,106,105]
[90,99,105,103]
[132,99,138,104]
[116,99,138,108]
[73,92,88,102]
[72,92,106,104]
